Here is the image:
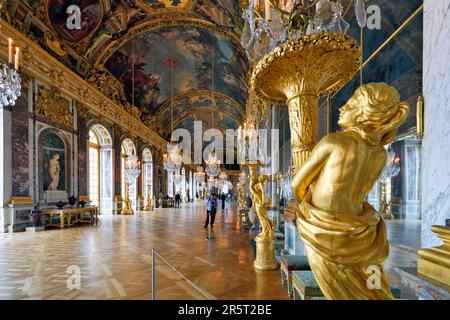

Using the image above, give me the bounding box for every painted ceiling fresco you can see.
[8,1,248,137]
[156,91,243,137]
[104,24,248,116]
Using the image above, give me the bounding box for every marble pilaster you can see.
[421,0,450,247]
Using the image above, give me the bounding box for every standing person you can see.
[204,193,217,228]
[175,192,181,208]
[221,193,226,210]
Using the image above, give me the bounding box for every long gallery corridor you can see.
[0,203,419,300]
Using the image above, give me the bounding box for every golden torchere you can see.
[291,83,410,299]
[251,32,361,171]
[237,183,246,211]
[245,162,278,271]
[144,192,153,211]
[121,181,134,215]
[380,181,394,219]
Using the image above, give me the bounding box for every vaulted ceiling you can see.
[7,0,249,138]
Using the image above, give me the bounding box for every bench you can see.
[280,255,311,296]
[291,271,402,300]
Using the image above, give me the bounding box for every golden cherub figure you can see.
[250,173,274,239]
[291,83,410,300]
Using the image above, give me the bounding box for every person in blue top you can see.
[204,192,218,229]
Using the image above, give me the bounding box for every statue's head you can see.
[338,83,410,145]
[52,154,60,160]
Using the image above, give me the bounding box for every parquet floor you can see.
[0,203,289,300]
[0,203,420,300]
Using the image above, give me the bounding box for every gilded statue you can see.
[250,173,273,238]
[291,83,410,300]
[47,154,60,191]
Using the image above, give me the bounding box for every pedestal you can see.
[418,226,450,286]
[254,235,278,271]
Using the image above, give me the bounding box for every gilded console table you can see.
[40,206,98,229]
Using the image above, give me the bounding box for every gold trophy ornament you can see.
[291,83,410,299]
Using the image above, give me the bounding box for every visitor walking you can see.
[175,192,181,208]
[204,193,218,228]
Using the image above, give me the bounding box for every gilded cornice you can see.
[93,17,246,69]
[0,20,168,151]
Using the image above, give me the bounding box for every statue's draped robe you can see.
[296,192,395,300]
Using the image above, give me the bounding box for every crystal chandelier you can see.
[205,149,221,178]
[207,177,218,190]
[194,166,206,184]
[227,181,233,191]
[125,152,141,183]
[218,171,228,183]
[163,49,183,173]
[379,147,401,181]
[241,0,359,64]
[163,141,182,172]
[0,36,21,108]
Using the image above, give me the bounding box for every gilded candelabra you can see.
[379,148,400,219]
[121,181,134,215]
[251,32,360,172]
[245,162,278,271]
[121,153,141,215]
[144,185,153,211]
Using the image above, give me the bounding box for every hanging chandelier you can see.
[194,166,206,184]
[163,50,183,173]
[163,141,182,172]
[241,0,366,64]
[218,171,228,183]
[205,149,221,178]
[0,36,21,108]
[125,152,141,183]
[207,177,218,190]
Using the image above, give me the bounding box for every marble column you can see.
[421,0,450,247]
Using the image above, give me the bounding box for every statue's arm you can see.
[291,136,333,202]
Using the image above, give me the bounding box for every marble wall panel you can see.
[11,85,29,196]
[421,0,450,247]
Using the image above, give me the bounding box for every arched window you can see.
[89,130,100,208]
[88,125,113,214]
[121,139,137,208]
[142,149,153,199]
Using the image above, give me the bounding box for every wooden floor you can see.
[0,203,290,300]
[0,202,421,300]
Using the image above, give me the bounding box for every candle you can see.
[8,38,13,64]
[14,47,20,70]
[265,0,271,20]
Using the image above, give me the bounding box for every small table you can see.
[40,206,98,229]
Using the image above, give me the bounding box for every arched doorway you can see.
[88,125,113,214]
[142,148,153,199]
[121,139,137,210]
